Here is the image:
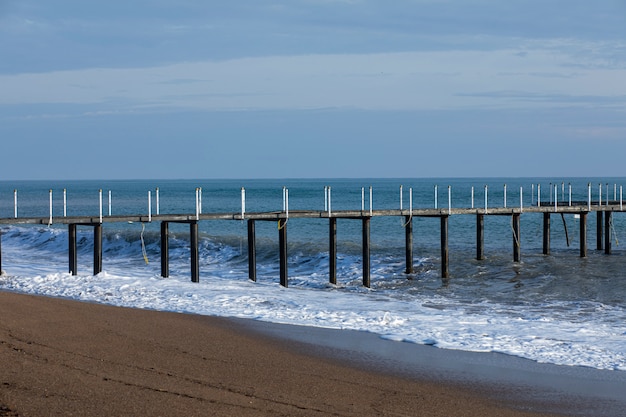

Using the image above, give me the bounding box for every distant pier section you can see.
[1,184,624,287]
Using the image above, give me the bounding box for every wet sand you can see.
[0,291,620,416]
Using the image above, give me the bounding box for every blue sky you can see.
[1,0,625,180]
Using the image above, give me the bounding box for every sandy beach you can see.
[0,291,620,416]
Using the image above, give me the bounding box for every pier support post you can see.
[542,213,550,255]
[580,212,587,258]
[190,221,199,283]
[93,224,102,275]
[441,216,449,278]
[68,224,77,275]
[0,229,2,274]
[279,218,288,287]
[605,211,612,255]
[329,217,337,284]
[160,221,169,278]
[596,211,603,250]
[247,220,256,282]
[476,214,484,261]
[362,217,371,288]
[512,213,521,262]
[405,216,413,274]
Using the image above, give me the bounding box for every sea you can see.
[1,178,625,371]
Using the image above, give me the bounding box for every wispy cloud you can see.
[2,39,625,116]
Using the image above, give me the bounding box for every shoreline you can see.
[1,291,623,416]
[237,318,626,416]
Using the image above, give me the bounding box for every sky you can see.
[1,0,626,180]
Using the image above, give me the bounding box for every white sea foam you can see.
[1,224,624,372]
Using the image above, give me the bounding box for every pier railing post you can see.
[476,214,484,261]
[441,215,449,278]
[247,219,257,282]
[512,213,521,262]
[93,224,103,275]
[278,218,288,287]
[329,217,337,284]
[405,215,413,274]
[580,212,587,258]
[69,224,77,275]
[604,211,612,255]
[542,212,550,255]
[190,221,199,283]
[160,221,169,278]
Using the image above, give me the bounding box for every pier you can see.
[1,184,624,287]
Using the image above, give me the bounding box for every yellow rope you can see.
[141,223,149,264]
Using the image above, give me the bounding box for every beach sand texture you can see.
[0,291,575,416]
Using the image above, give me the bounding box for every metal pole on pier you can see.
[160,221,169,278]
[604,212,612,255]
[93,224,102,275]
[69,224,77,275]
[512,213,521,262]
[279,218,288,287]
[329,217,337,284]
[362,217,371,288]
[247,219,256,282]
[476,214,484,261]
[441,216,449,278]
[405,215,413,274]
[580,212,587,258]
[543,213,550,255]
[190,221,199,283]
[597,211,603,251]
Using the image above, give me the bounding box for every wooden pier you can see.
[1,190,624,287]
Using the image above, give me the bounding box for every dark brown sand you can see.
[0,291,566,416]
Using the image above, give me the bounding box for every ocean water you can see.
[1,178,625,371]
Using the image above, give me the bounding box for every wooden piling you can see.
[329,217,337,284]
[247,219,256,282]
[405,215,413,274]
[596,211,603,250]
[476,214,484,261]
[190,221,199,283]
[604,211,612,255]
[580,212,587,258]
[543,212,550,255]
[362,217,371,288]
[441,216,449,278]
[512,213,521,262]
[69,224,77,275]
[93,224,102,275]
[279,218,288,287]
[160,221,169,278]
